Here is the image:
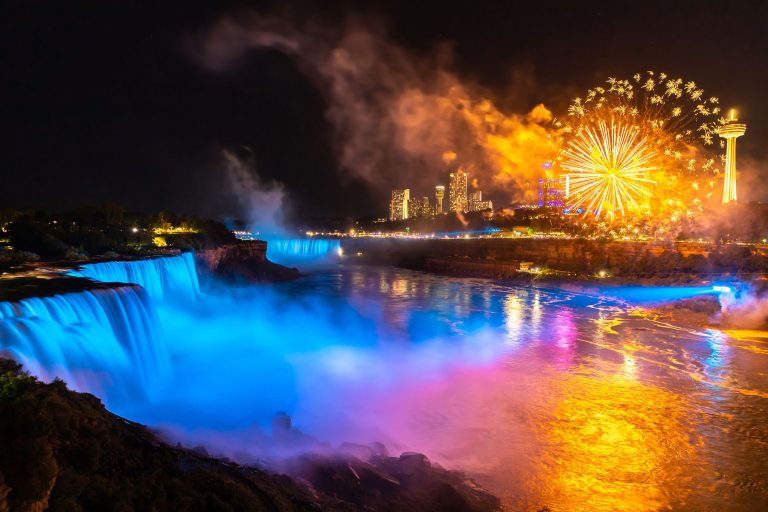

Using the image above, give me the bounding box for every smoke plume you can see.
[196,13,556,205]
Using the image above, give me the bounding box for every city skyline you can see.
[3,1,767,221]
[389,168,494,221]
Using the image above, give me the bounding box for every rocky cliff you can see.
[195,241,300,283]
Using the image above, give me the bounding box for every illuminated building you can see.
[435,185,445,214]
[389,188,410,220]
[536,162,564,208]
[422,196,435,217]
[449,171,468,212]
[408,196,433,218]
[470,190,481,207]
[538,177,566,208]
[718,109,747,204]
[469,190,493,211]
[537,162,566,208]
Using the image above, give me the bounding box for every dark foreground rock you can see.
[0,360,499,512]
[279,451,500,512]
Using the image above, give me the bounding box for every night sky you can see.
[3,0,767,221]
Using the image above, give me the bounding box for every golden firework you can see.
[562,120,656,218]
[556,71,726,231]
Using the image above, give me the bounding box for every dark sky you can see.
[2,0,767,220]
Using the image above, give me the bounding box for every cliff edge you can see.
[195,240,300,283]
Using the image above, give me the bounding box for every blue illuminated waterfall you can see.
[266,238,342,265]
[0,253,202,400]
[68,252,200,301]
[0,285,167,398]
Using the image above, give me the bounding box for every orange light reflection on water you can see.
[532,372,703,511]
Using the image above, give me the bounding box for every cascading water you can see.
[68,252,200,301]
[0,285,167,400]
[266,238,342,266]
[0,253,201,403]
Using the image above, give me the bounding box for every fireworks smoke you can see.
[196,13,556,204]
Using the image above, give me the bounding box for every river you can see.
[4,260,768,510]
[276,266,768,510]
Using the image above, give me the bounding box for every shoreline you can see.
[0,359,501,511]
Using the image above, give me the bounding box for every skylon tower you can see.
[718,109,746,204]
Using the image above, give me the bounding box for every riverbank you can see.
[340,237,768,287]
[0,359,500,511]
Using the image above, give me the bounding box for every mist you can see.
[80,267,512,465]
[222,148,292,237]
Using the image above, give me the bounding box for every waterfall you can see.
[266,238,342,265]
[0,253,200,401]
[68,252,200,301]
[0,285,167,399]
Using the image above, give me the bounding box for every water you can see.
[68,252,200,301]
[265,238,341,266]
[2,257,768,509]
[0,285,167,399]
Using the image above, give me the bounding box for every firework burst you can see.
[556,71,726,225]
[562,120,656,218]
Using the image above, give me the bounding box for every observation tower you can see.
[435,185,445,214]
[718,109,747,204]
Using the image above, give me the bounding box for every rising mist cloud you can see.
[223,148,287,236]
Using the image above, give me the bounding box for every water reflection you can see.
[302,266,768,510]
[535,373,701,511]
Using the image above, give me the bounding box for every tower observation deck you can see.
[718,109,747,204]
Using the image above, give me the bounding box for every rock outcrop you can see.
[195,240,300,283]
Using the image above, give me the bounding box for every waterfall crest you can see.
[0,253,202,399]
[69,252,200,301]
[266,239,341,265]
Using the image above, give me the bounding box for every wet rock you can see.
[272,411,292,434]
[670,294,721,314]
[338,442,375,461]
[368,441,389,458]
[190,445,209,458]
[280,451,500,512]
[397,451,431,474]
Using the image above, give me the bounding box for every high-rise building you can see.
[408,196,431,218]
[718,109,746,204]
[449,171,468,212]
[469,190,493,211]
[538,169,566,207]
[421,196,434,217]
[435,185,445,214]
[537,161,565,208]
[389,188,410,220]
